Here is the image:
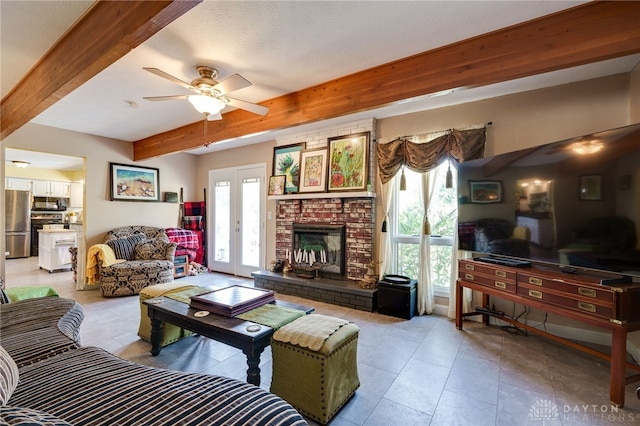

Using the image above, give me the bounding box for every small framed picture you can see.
[469,180,502,203]
[298,148,328,193]
[268,175,286,196]
[579,174,602,200]
[273,143,305,193]
[327,132,369,191]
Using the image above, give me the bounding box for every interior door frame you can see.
[207,163,266,277]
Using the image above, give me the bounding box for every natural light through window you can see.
[391,162,457,295]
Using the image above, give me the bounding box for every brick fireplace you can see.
[275,197,375,280]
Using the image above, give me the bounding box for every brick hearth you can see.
[252,270,377,312]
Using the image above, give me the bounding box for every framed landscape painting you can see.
[110,163,159,201]
[469,180,502,203]
[298,148,328,193]
[273,143,305,193]
[327,132,369,191]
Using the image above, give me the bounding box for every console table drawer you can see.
[458,271,516,293]
[459,260,516,281]
[518,272,614,303]
[517,284,614,319]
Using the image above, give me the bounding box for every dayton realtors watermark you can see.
[530,399,639,424]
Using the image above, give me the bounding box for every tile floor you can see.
[5,257,640,425]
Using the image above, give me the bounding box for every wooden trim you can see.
[0,0,202,140]
[133,2,640,159]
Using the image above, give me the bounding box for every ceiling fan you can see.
[143,65,269,121]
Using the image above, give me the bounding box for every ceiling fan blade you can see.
[207,112,223,121]
[143,95,189,101]
[143,67,194,90]
[225,97,269,116]
[213,74,251,95]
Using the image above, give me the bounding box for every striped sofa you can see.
[0,297,308,426]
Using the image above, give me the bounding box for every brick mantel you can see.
[275,197,375,280]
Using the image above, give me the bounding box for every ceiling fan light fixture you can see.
[188,95,225,116]
[12,160,30,168]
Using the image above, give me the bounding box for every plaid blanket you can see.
[165,228,199,250]
[183,202,206,220]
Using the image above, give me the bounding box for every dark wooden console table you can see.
[455,259,640,407]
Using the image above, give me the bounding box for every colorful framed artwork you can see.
[327,131,369,191]
[110,162,160,201]
[273,143,306,193]
[469,180,502,203]
[579,174,602,200]
[298,148,328,193]
[268,175,286,196]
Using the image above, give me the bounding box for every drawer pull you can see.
[528,277,543,286]
[578,287,596,298]
[528,289,543,299]
[494,281,507,289]
[578,302,596,313]
[495,270,507,278]
[464,273,475,281]
[465,264,475,271]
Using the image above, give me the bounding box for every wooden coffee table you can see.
[143,296,313,386]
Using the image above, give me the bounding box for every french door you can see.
[208,164,266,277]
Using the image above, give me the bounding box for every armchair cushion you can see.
[106,234,147,260]
[134,239,177,261]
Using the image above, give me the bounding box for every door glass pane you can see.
[214,180,230,263]
[241,177,261,267]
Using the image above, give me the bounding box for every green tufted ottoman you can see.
[270,314,360,424]
[138,282,207,347]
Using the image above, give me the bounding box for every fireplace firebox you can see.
[292,223,345,279]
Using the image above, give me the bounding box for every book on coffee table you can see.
[189,285,275,317]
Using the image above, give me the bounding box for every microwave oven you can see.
[32,197,68,211]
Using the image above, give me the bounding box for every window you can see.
[391,162,457,295]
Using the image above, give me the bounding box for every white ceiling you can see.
[2,0,639,168]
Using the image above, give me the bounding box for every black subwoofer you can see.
[377,274,417,319]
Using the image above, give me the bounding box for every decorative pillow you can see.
[106,234,147,260]
[0,345,19,405]
[134,239,176,261]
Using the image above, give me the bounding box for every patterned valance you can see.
[376,127,486,184]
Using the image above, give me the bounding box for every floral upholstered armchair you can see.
[94,226,176,297]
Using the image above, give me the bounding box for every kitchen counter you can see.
[38,229,77,233]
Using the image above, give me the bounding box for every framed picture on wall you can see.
[273,143,306,193]
[110,162,160,202]
[327,131,369,191]
[579,174,602,200]
[298,148,328,193]
[469,180,502,203]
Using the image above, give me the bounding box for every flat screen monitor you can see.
[457,123,640,280]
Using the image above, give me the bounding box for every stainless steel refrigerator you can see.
[5,189,31,258]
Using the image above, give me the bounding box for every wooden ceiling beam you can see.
[0,0,202,141]
[134,1,640,160]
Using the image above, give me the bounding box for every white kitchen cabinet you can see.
[5,177,32,191]
[37,230,77,272]
[32,180,71,197]
[70,182,84,207]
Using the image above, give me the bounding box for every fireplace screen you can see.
[292,223,345,279]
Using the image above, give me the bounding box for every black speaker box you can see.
[377,275,417,319]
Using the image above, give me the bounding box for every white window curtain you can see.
[418,170,437,314]
[378,179,394,279]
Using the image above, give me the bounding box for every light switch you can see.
[268,211,272,220]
